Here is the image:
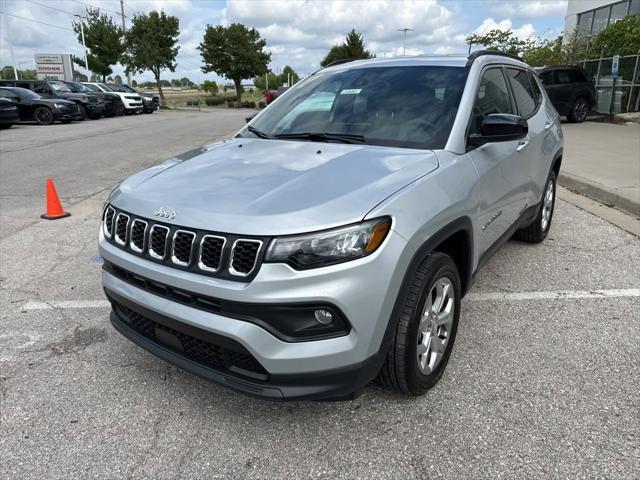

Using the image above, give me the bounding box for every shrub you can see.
[245,101,256,108]
[258,101,266,109]
[204,96,228,106]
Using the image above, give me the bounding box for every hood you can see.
[110,138,439,235]
[38,98,76,106]
[57,92,88,102]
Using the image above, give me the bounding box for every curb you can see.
[558,172,640,218]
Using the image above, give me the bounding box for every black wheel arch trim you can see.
[376,216,474,362]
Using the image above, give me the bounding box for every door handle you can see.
[545,120,553,130]
[516,140,529,152]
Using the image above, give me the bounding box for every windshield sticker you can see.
[340,88,362,95]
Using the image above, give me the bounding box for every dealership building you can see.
[565,0,640,113]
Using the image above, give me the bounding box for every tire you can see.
[33,107,54,125]
[568,97,588,123]
[377,252,461,395]
[0,123,13,129]
[78,103,87,119]
[514,171,556,243]
[61,119,72,124]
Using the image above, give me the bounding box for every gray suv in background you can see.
[100,51,563,400]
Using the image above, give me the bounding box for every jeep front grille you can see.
[230,240,263,276]
[149,225,169,259]
[171,230,195,266]
[102,205,267,281]
[114,213,129,245]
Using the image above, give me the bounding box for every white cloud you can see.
[472,17,536,39]
[490,0,568,19]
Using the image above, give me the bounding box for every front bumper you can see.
[99,226,412,397]
[108,288,383,400]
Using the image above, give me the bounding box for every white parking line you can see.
[466,288,640,302]
[20,288,640,312]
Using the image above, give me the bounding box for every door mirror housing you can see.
[468,114,528,147]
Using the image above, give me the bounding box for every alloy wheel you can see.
[417,277,455,375]
[574,99,588,122]
[541,179,554,231]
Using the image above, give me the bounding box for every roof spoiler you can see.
[466,50,523,67]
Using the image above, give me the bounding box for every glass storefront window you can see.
[577,11,594,36]
[592,6,611,35]
[610,1,629,23]
[582,60,599,83]
[630,0,640,14]
[598,59,613,85]
[617,57,636,85]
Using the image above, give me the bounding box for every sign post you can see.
[609,55,620,114]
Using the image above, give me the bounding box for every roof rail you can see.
[466,49,523,67]
[324,58,355,68]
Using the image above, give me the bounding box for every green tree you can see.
[280,65,299,85]
[253,71,282,90]
[523,29,588,66]
[202,80,218,94]
[124,10,180,105]
[180,76,192,87]
[0,66,17,79]
[73,71,88,82]
[72,8,124,81]
[465,29,534,56]
[171,78,182,87]
[590,13,640,57]
[132,79,138,87]
[320,29,374,67]
[114,74,123,84]
[198,23,270,101]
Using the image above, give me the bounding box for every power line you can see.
[26,0,77,16]
[70,0,124,18]
[0,11,74,31]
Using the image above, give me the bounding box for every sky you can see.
[0,0,568,84]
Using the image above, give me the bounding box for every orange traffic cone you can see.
[40,179,71,220]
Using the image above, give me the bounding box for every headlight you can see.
[53,103,67,109]
[265,217,391,269]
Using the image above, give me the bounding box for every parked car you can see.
[106,83,159,113]
[64,81,124,117]
[99,51,563,400]
[0,86,82,125]
[0,79,104,119]
[0,97,19,128]
[82,82,143,114]
[264,86,289,104]
[535,65,595,123]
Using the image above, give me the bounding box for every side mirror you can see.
[468,114,528,147]
[245,114,256,124]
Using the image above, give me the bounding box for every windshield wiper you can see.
[274,132,365,144]
[246,125,272,139]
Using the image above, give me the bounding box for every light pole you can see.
[18,61,31,79]
[397,28,413,56]
[74,15,90,79]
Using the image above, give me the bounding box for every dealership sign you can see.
[34,53,74,81]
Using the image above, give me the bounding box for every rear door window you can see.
[555,70,572,85]
[539,71,554,86]
[569,70,588,83]
[506,68,537,118]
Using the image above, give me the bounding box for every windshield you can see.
[250,65,469,150]
[99,83,114,91]
[48,81,73,93]
[107,84,135,93]
[83,83,101,92]
[65,82,90,93]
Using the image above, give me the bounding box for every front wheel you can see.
[77,103,87,120]
[34,107,54,125]
[568,98,588,123]
[515,171,556,243]
[377,252,461,395]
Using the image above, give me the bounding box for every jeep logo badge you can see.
[154,207,176,220]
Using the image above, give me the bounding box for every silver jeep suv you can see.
[100,51,563,400]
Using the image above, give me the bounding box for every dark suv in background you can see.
[0,79,104,120]
[535,65,595,123]
[64,81,124,117]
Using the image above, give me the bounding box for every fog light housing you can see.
[314,309,334,325]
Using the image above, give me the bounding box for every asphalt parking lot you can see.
[1,111,639,479]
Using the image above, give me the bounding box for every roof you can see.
[322,51,530,72]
